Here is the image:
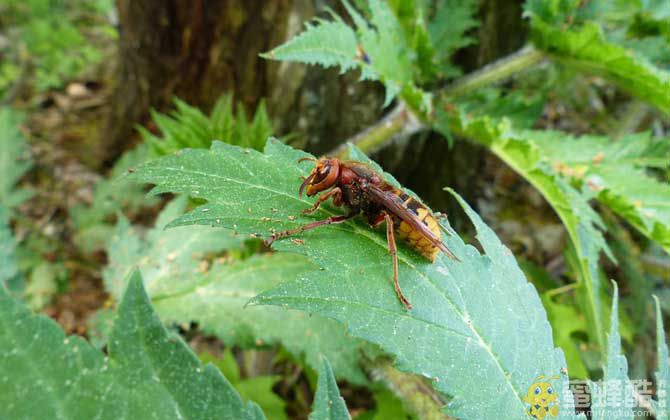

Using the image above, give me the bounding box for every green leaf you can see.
[456,87,545,129]
[105,196,370,384]
[369,389,410,420]
[0,270,265,419]
[439,108,611,351]
[530,20,670,114]
[653,296,670,418]
[622,36,670,71]
[387,0,479,82]
[143,94,274,157]
[0,107,33,210]
[351,0,414,105]
[103,195,242,298]
[542,294,588,379]
[427,0,479,78]
[605,216,652,329]
[70,143,157,252]
[249,99,274,151]
[86,307,115,350]
[523,0,581,26]
[201,350,287,420]
[264,0,419,108]
[24,261,58,310]
[261,16,359,74]
[588,282,634,419]
[236,376,286,420]
[310,358,351,420]
[574,0,670,70]
[1,2,112,92]
[129,139,584,419]
[532,131,670,254]
[388,0,435,82]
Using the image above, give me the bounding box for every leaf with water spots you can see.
[129,139,586,418]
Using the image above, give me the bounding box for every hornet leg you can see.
[265,213,354,246]
[302,187,342,215]
[384,212,412,310]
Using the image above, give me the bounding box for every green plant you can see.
[0,269,354,419]
[261,0,669,398]
[128,139,582,418]
[70,143,158,252]
[0,0,115,94]
[140,94,274,157]
[0,107,32,211]
[3,0,670,418]
[200,349,287,420]
[124,0,670,416]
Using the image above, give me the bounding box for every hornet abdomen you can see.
[391,191,442,261]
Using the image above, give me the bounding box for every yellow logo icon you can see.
[523,375,560,419]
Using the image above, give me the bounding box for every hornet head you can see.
[298,157,341,197]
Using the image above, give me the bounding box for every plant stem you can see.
[545,282,579,297]
[333,46,546,156]
[442,45,546,98]
[331,101,424,156]
[368,360,455,420]
[611,100,649,139]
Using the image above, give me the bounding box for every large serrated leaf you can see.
[531,131,670,254]
[105,196,371,384]
[261,17,359,74]
[129,139,584,419]
[439,108,611,351]
[531,20,670,114]
[0,270,265,419]
[427,0,479,78]
[264,0,418,108]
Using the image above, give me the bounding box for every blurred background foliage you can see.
[0,0,669,418]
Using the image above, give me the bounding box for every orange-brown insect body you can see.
[390,191,442,261]
[268,157,458,309]
[335,161,442,261]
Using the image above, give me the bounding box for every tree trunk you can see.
[101,0,292,166]
[101,0,385,168]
